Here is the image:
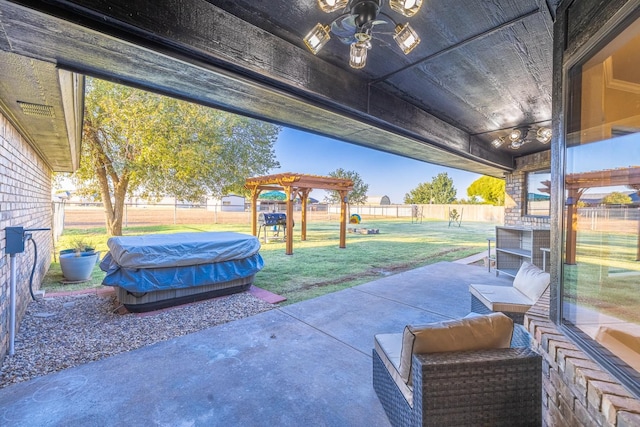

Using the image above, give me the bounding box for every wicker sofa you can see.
[469,261,550,324]
[372,313,541,427]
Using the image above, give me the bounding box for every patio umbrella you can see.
[259,191,286,201]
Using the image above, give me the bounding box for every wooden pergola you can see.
[540,167,640,265]
[563,167,640,264]
[245,173,354,255]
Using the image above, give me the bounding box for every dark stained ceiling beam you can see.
[2,0,514,174]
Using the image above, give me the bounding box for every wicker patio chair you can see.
[372,313,541,427]
[469,261,550,324]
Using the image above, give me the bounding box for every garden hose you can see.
[28,236,38,301]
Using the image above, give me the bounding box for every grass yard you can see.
[563,229,640,324]
[43,219,498,304]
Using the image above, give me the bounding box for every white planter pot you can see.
[60,251,99,282]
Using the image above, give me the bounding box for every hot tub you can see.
[100,231,264,312]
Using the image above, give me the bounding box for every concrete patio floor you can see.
[0,261,512,426]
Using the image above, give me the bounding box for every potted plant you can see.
[59,238,100,282]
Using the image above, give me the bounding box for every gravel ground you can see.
[0,292,275,388]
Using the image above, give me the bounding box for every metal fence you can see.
[61,202,505,230]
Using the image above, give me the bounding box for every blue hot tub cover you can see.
[100,231,264,293]
[105,231,261,269]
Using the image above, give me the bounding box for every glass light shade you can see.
[394,23,420,54]
[389,0,423,17]
[508,128,522,142]
[510,139,524,149]
[491,137,505,148]
[536,127,552,144]
[349,42,368,69]
[318,0,349,13]
[304,24,331,54]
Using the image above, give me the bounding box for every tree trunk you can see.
[105,180,128,236]
[89,132,129,236]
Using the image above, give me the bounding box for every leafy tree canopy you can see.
[601,192,632,205]
[456,196,483,204]
[466,175,506,206]
[324,168,369,205]
[404,172,457,204]
[76,78,280,235]
[404,182,432,204]
[431,172,457,204]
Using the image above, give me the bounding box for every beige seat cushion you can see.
[374,333,414,407]
[469,284,533,313]
[398,313,513,386]
[512,261,550,302]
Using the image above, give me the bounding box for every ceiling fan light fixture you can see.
[304,24,331,54]
[352,0,381,28]
[317,0,349,13]
[491,137,505,148]
[536,126,552,144]
[508,128,523,142]
[349,41,369,69]
[394,23,420,54]
[306,0,422,66]
[491,125,551,150]
[510,139,524,149]
[389,0,423,17]
[355,26,373,42]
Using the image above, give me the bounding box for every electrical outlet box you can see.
[6,227,25,254]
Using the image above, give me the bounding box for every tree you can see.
[601,192,632,205]
[404,173,457,204]
[430,172,457,204]
[404,182,432,204]
[466,176,506,205]
[77,78,280,235]
[324,168,369,205]
[456,196,482,204]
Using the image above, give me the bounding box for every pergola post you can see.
[564,189,582,265]
[300,188,310,241]
[339,190,348,249]
[285,186,294,255]
[250,188,259,236]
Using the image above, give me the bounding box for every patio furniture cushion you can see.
[469,262,550,322]
[398,312,513,386]
[374,333,414,406]
[468,284,533,313]
[512,261,550,302]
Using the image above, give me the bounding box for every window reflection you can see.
[563,17,640,378]
[526,169,551,217]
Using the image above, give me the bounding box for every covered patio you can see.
[0,262,513,425]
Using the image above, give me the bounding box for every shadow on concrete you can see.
[0,261,513,426]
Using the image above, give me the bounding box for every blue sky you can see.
[269,127,482,204]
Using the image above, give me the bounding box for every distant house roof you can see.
[366,195,391,205]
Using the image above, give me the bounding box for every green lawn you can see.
[563,229,640,324]
[43,219,497,304]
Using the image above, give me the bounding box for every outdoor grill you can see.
[258,212,287,226]
[258,212,289,243]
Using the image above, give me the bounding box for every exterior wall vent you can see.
[17,101,55,118]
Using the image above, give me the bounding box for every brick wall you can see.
[526,293,640,427]
[504,150,551,228]
[0,112,53,363]
[508,147,640,425]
